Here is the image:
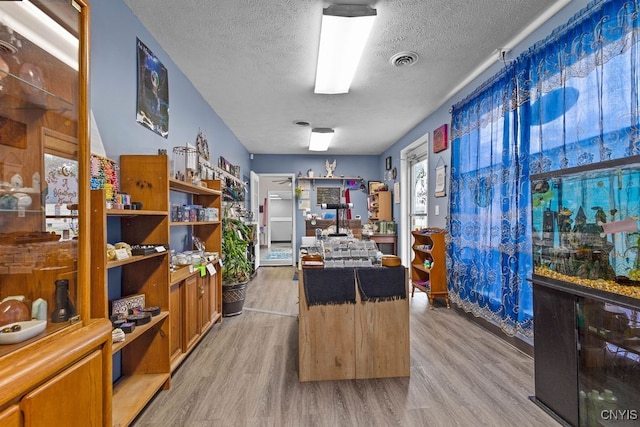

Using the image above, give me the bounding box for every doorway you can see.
[400,133,430,267]
[255,173,296,267]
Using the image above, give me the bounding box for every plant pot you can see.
[222,281,248,317]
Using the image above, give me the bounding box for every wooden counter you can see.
[305,219,362,240]
[298,267,410,382]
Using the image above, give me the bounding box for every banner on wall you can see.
[136,38,169,138]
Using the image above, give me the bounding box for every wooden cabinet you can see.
[298,267,410,381]
[368,190,392,221]
[184,274,199,351]
[169,265,221,370]
[0,320,112,427]
[410,228,449,309]
[22,349,104,427]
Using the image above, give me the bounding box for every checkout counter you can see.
[297,239,410,382]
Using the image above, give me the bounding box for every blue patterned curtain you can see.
[448,0,640,339]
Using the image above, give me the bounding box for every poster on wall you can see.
[136,38,169,138]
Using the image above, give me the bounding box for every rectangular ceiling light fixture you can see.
[309,128,335,151]
[314,4,377,94]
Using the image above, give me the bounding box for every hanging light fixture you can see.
[314,4,377,94]
[308,128,334,151]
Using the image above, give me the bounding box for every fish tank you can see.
[530,156,640,303]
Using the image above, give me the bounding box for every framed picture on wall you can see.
[136,38,169,138]
[433,124,448,153]
[316,186,341,205]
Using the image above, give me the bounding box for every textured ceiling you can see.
[122,0,565,155]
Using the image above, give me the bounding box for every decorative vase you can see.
[51,279,76,323]
[222,281,248,317]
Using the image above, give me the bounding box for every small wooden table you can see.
[367,233,397,255]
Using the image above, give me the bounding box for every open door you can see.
[250,171,260,269]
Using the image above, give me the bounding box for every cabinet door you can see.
[0,405,21,427]
[169,282,183,362]
[184,275,199,350]
[533,283,579,426]
[21,350,103,427]
[199,274,212,332]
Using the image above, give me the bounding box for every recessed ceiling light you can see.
[293,120,310,127]
[390,51,419,67]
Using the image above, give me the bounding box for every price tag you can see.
[218,258,224,268]
[189,265,194,273]
[114,248,130,260]
[155,245,166,252]
[206,263,216,275]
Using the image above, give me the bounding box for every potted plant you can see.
[221,215,253,316]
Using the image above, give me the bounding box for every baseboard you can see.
[450,304,534,357]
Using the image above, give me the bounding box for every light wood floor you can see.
[132,266,557,426]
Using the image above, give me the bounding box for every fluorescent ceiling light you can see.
[0,0,79,70]
[309,128,334,151]
[314,5,376,94]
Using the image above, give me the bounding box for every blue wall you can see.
[90,0,249,180]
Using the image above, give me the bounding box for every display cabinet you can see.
[410,228,449,309]
[530,157,640,426]
[0,1,113,425]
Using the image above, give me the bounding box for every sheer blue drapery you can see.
[448,0,640,338]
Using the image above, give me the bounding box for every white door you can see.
[250,170,260,269]
[400,133,429,267]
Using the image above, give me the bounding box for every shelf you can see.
[412,263,432,274]
[170,221,220,227]
[0,209,43,214]
[112,373,170,427]
[111,311,169,354]
[169,178,222,196]
[106,251,168,269]
[213,165,244,185]
[298,176,363,181]
[0,70,74,111]
[105,209,167,217]
[412,247,432,254]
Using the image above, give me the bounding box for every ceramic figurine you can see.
[325,159,336,177]
[10,173,22,189]
[31,172,40,192]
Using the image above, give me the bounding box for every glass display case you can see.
[0,0,86,356]
[531,156,640,303]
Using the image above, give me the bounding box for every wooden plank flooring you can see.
[132,266,557,426]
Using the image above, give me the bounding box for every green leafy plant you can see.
[221,216,253,284]
[624,231,640,280]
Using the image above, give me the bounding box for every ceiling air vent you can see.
[0,40,17,55]
[390,51,419,67]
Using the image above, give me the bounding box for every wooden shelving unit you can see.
[368,190,392,221]
[90,188,171,427]
[410,228,449,309]
[167,176,223,372]
[297,176,364,189]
